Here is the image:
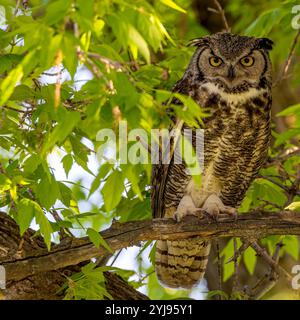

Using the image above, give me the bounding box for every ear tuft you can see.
[257,38,274,51]
[188,37,210,47]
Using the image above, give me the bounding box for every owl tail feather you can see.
[155,238,211,289]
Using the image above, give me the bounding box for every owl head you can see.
[186,32,273,92]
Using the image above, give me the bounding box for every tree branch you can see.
[1,210,300,282]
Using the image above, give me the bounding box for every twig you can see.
[251,241,291,282]
[13,0,22,16]
[248,240,283,299]
[216,240,223,300]
[140,270,155,283]
[212,0,230,32]
[42,68,66,77]
[231,238,240,296]
[257,174,290,192]
[274,29,300,87]
[22,0,28,10]
[1,105,27,114]
[265,147,300,167]
[76,50,107,83]
[110,249,123,266]
[86,52,125,71]
[226,239,253,263]
[50,210,71,240]
[256,198,282,210]
[95,254,112,267]
[284,164,300,206]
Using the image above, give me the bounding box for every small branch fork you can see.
[226,238,289,299]
[208,0,231,32]
[247,241,283,299]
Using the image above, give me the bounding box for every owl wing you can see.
[151,78,191,219]
[151,118,184,218]
[151,163,168,218]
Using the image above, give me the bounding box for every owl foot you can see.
[202,193,237,221]
[174,208,204,222]
[173,195,204,222]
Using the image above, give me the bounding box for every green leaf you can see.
[0,54,22,74]
[35,205,53,250]
[73,155,95,176]
[173,93,208,127]
[88,163,113,198]
[137,13,164,52]
[87,228,113,253]
[101,170,124,212]
[16,198,52,249]
[221,238,242,282]
[221,239,235,282]
[0,64,23,106]
[10,85,34,101]
[277,104,300,117]
[0,173,11,195]
[36,174,60,210]
[283,236,299,260]
[285,202,300,211]
[128,25,150,64]
[23,154,41,174]
[123,165,143,200]
[0,51,37,105]
[58,182,72,206]
[61,154,73,177]
[245,8,286,36]
[160,0,187,13]
[43,0,72,26]
[274,128,300,147]
[117,197,151,222]
[206,290,229,300]
[16,198,36,235]
[181,135,202,184]
[243,246,257,275]
[62,34,78,77]
[42,111,81,155]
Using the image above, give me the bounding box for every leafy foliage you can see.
[0,0,300,300]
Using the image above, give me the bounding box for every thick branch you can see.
[1,210,300,282]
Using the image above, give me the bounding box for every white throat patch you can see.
[201,82,266,105]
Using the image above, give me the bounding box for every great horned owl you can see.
[151,32,273,289]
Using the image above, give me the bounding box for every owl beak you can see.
[227,65,235,81]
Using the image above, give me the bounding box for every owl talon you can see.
[173,195,204,222]
[221,206,238,219]
[202,194,237,221]
[173,208,204,222]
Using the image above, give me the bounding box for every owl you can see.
[151,32,273,289]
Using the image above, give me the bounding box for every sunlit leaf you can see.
[160,0,187,13]
[101,170,124,212]
[87,228,113,253]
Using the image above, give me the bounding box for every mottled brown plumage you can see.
[151,32,273,289]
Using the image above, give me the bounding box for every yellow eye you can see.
[240,56,254,67]
[209,56,223,67]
